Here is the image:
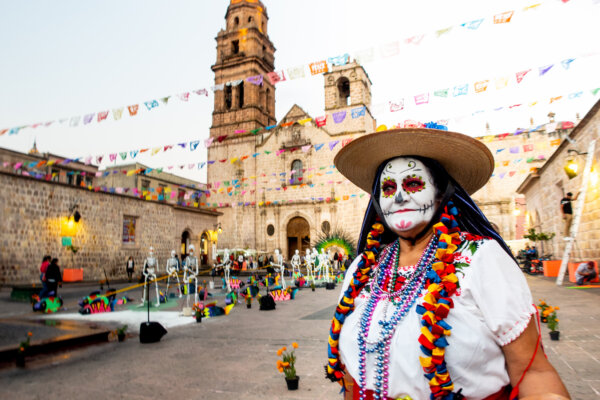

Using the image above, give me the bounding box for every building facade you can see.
[518,100,600,261]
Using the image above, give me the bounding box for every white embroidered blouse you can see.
[338,238,536,399]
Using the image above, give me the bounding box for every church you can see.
[207,0,375,259]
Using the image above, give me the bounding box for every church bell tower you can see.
[210,0,277,138]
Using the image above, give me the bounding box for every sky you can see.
[0,0,599,183]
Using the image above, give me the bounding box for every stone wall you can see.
[0,172,219,284]
[518,100,600,261]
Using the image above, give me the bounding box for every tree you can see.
[523,228,556,257]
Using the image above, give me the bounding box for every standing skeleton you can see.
[165,250,182,298]
[272,249,286,289]
[140,246,160,307]
[290,249,302,276]
[304,249,315,282]
[183,246,199,305]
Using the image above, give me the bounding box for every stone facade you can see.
[472,123,573,241]
[99,162,207,207]
[518,99,600,261]
[0,171,220,284]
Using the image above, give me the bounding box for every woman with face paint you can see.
[326,127,569,400]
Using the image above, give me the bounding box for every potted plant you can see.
[545,306,560,340]
[276,342,299,390]
[537,300,549,323]
[246,295,252,309]
[192,303,203,323]
[310,280,315,292]
[116,325,128,342]
[16,331,32,367]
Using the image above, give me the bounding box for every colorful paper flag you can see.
[453,84,468,97]
[390,100,404,112]
[351,106,366,118]
[434,89,449,98]
[461,18,484,30]
[144,100,159,110]
[195,89,208,96]
[474,80,489,93]
[309,60,328,75]
[539,64,553,76]
[128,105,139,116]
[211,84,225,91]
[414,93,430,105]
[315,116,327,127]
[246,74,264,86]
[494,11,514,24]
[287,66,305,80]
[267,70,286,85]
[83,113,95,125]
[332,111,346,123]
[97,111,109,122]
[328,53,350,66]
[380,41,400,58]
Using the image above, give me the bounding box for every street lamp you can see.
[564,149,587,179]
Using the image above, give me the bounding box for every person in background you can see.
[576,262,597,285]
[560,191,579,239]
[45,258,63,296]
[126,256,135,282]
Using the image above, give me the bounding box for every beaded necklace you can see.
[357,236,437,400]
[325,202,464,400]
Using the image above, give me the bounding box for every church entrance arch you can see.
[287,217,310,260]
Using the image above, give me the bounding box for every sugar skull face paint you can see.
[379,157,437,235]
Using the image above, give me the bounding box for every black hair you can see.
[567,192,573,196]
[357,156,516,262]
[50,258,59,265]
[43,255,51,262]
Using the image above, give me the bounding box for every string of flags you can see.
[1,0,596,136]
[8,83,590,171]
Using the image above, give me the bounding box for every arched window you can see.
[291,160,303,185]
[248,16,253,23]
[237,81,244,108]
[234,16,239,26]
[225,85,232,110]
[337,77,350,106]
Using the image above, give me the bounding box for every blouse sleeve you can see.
[464,240,536,346]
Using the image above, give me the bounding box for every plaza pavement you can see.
[0,274,598,399]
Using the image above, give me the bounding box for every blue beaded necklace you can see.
[356,236,438,400]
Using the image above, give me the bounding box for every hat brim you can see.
[334,128,494,195]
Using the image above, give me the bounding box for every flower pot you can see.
[195,315,202,323]
[549,331,560,341]
[15,353,25,368]
[285,376,299,390]
[246,304,251,309]
[117,333,126,342]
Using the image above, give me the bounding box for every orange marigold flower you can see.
[27,332,33,337]
[292,342,298,349]
[277,349,284,356]
[556,319,560,322]
[555,306,560,310]
[282,362,290,367]
[20,347,25,352]
[281,346,287,352]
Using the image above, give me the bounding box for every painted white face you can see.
[379,157,438,235]
[149,247,154,257]
[171,250,176,257]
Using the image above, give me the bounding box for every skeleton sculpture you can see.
[312,248,321,280]
[140,246,160,307]
[319,248,331,283]
[290,249,302,276]
[183,245,199,306]
[272,249,286,289]
[165,250,182,298]
[222,249,232,291]
[304,248,315,282]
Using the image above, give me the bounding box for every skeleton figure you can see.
[272,249,286,289]
[312,248,321,279]
[183,246,199,305]
[291,249,302,276]
[165,250,182,298]
[222,249,232,291]
[140,246,160,307]
[319,248,331,283]
[304,249,315,281]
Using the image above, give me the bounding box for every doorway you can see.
[181,230,191,259]
[287,217,310,260]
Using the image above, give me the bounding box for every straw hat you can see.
[334,128,494,195]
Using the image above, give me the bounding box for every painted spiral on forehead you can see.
[402,174,426,193]
[381,177,397,198]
